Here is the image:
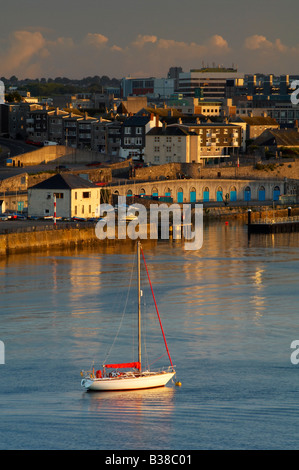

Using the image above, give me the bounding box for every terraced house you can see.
[144,121,242,165]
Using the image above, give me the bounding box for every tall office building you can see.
[177,67,244,100]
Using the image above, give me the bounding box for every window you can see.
[83,191,91,198]
[125,127,131,134]
[136,127,142,134]
[154,136,160,142]
[82,205,84,214]
[54,193,64,199]
[154,146,160,152]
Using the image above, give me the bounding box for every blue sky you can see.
[0,0,299,79]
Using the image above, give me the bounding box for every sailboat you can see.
[81,241,176,391]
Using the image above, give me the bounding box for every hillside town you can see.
[0,66,299,225]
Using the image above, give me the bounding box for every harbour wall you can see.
[1,204,299,256]
[0,223,98,256]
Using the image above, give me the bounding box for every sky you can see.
[1,0,299,80]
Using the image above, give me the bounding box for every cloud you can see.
[2,29,299,79]
[244,35,288,53]
[85,33,109,47]
[244,34,273,50]
[1,30,47,76]
[240,34,299,72]
[207,35,230,50]
[132,34,157,48]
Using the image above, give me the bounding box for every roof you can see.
[254,129,299,147]
[123,115,152,126]
[29,173,98,190]
[146,126,191,136]
[240,116,279,126]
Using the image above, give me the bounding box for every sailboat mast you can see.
[137,241,141,370]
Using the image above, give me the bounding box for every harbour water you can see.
[0,220,299,450]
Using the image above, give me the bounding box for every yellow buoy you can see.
[175,381,182,387]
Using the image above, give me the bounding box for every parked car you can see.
[25,139,44,147]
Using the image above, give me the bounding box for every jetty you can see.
[247,208,299,233]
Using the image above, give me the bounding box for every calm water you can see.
[0,221,299,450]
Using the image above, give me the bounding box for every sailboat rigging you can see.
[81,241,176,391]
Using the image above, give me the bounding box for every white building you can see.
[28,173,100,219]
[178,67,244,100]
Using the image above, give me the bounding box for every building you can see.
[48,108,69,143]
[144,125,198,165]
[174,121,242,159]
[177,67,244,100]
[237,116,279,141]
[167,96,221,116]
[26,107,50,143]
[120,114,162,160]
[28,173,100,219]
[253,128,299,154]
[144,121,242,165]
[91,118,122,155]
[121,77,175,99]
[0,170,28,213]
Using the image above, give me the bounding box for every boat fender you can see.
[96,370,102,378]
[175,381,182,387]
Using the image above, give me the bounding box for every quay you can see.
[248,216,299,234]
[1,203,299,256]
[247,207,299,233]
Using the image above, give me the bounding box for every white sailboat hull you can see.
[81,371,175,392]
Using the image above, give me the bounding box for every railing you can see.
[0,220,97,235]
[252,216,299,225]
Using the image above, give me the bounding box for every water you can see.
[0,221,299,450]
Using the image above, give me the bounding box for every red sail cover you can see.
[104,362,141,370]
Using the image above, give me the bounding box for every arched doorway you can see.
[216,186,223,202]
[203,187,209,202]
[177,187,183,203]
[273,185,280,201]
[244,186,251,202]
[230,186,237,202]
[258,186,265,201]
[152,187,158,197]
[190,187,196,203]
